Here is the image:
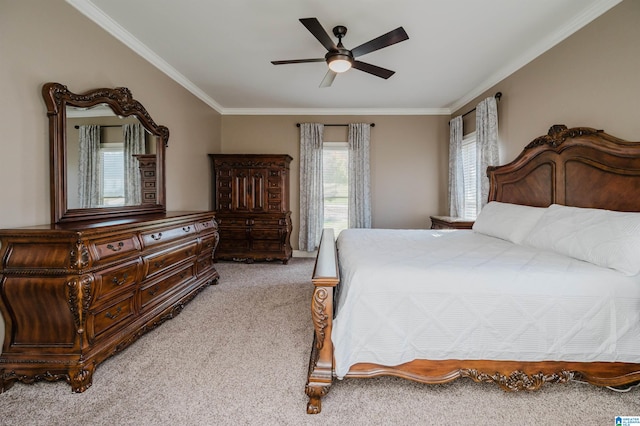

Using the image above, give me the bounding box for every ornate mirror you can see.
[43,82,168,223]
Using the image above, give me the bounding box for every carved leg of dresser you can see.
[210,270,220,285]
[0,370,16,393]
[68,364,95,393]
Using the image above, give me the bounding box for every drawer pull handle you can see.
[180,272,188,279]
[151,233,163,241]
[153,259,166,269]
[185,250,193,257]
[106,242,124,252]
[148,288,158,296]
[202,222,210,227]
[182,226,191,233]
[111,273,128,286]
[105,306,122,320]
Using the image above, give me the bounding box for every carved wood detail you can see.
[0,212,219,393]
[461,369,574,391]
[43,82,169,224]
[66,275,93,336]
[311,287,329,350]
[306,127,640,413]
[210,154,293,263]
[70,240,90,269]
[524,125,603,149]
[43,83,169,146]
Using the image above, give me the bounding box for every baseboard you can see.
[293,250,317,258]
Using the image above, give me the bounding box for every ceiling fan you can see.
[271,18,409,88]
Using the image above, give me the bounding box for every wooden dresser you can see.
[0,211,219,393]
[209,154,292,264]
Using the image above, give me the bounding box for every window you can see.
[461,132,477,219]
[323,142,349,236]
[100,143,125,206]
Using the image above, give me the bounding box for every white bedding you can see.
[332,228,640,378]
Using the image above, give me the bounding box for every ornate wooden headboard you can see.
[487,125,640,212]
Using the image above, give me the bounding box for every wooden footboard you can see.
[305,229,640,414]
[305,229,339,414]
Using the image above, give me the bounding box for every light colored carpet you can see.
[1,258,638,425]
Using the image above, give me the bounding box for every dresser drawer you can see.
[91,234,140,263]
[143,241,197,279]
[196,217,217,233]
[200,233,219,252]
[252,241,281,252]
[94,260,141,302]
[140,224,196,248]
[140,263,195,310]
[267,202,282,212]
[88,293,135,340]
[251,228,281,240]
[217,239,250,252]
[196,254,215,276]
[217,217,249,226]
[267,190,281,201]
[252,217,285,227]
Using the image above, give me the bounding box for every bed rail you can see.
[305,229,340,414]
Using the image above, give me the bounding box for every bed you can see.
[305,124,640,414]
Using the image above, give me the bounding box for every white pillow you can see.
[472,201,546,244]
[524,204,640,276]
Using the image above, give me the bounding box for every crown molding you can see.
[66,0,225,114]
[66,0,449,116]
[220,107,451,116]
[447,0,623,113]
[68,0,620,118]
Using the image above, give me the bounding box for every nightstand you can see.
[430,215,474,230]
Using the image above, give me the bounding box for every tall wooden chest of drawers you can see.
[134,154,158,204]
[209,154,292,264]
[0,211,219,393]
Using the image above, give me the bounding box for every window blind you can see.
[323,143,349,235]
[461,133,477,219]
[101,148,124,199]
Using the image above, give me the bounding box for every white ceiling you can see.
[68,0,621,115]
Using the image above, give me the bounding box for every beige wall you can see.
[1,0,637,238]
[453,0,640,164]
[221,115,449,248]
[0,0,222,229]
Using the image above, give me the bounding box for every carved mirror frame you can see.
[43,82,168,223]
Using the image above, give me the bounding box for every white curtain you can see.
[475,96,499,211]
[299,123,324,251]
[123,123,146,206]
[448,115,464,217]
[348,123,371,228]
[78,125,101,208]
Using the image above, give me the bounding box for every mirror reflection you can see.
[66,104,157,209]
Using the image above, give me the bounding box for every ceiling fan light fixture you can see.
[328,56,352,73]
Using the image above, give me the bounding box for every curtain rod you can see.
[74,124,123,129]
[460,92,502,119]
[296,123,375,127]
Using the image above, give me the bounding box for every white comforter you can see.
[332,228,640,378]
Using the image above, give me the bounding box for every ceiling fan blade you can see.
[351,27,409,58]
[300,18,337,52]
[271,58,325,65]
[352,61,395,79]
[319,70,337,88]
